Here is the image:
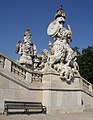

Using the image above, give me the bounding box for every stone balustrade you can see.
[0,52,43,83]
[80,77,93,96]
[0,52,93,96]
[32,73,43,83]
[11,62,26,79]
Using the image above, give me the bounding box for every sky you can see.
[0,0,93,60]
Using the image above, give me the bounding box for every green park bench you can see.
[3,101,47,115]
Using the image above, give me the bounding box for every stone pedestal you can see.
[42,69,83,114]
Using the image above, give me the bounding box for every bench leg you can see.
[25,109,30,115]
[3,109,8,116]
[42,107,47,114]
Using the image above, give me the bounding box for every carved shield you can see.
[47,20,60,37]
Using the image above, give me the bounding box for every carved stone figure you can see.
[39,6,80,82]
[16,28,37,69]
[15,7,80,82]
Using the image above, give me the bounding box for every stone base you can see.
[0,67,93,114]
[43,90,83,114]
[41,70,92,114]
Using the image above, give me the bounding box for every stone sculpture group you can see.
[16,6,80,83]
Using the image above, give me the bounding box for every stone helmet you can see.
[24,28,32,43]
[55,6,66,22]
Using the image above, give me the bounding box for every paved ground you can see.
[0,110,93,120]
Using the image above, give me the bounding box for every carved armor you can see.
[40,6,79,82]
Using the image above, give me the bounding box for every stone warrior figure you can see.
[40,6,79,82]
[16,28,37,69]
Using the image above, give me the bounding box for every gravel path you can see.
[0,110,93,120]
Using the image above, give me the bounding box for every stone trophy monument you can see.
[14,6,83,114]
[37,6,82,114]
[38,6,80,83]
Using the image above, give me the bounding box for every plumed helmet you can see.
[24,28,32,43]
[55,5,66,19]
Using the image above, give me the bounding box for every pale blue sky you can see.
[0,0,93,59]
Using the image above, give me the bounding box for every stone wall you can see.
[43,90,83,114]
[82,91,93,110]
[0,74,43,113]
[42,72,83,114]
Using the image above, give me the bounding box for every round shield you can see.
[47,20,60,37]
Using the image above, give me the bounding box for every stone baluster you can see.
[32,73,42,83]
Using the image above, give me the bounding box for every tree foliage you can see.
[76,46,93,84]
[72,46,80,56]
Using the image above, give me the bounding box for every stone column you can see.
[42,69,61,114]
[26,72,32,83]
[4,59,11,72]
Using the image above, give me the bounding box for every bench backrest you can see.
[4,101,43,109]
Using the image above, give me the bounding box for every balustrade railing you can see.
[80,77,93,95]
[32,73,42,83]
[0,52,43,83]
[0,52,93,93]
[11,62,26,79]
